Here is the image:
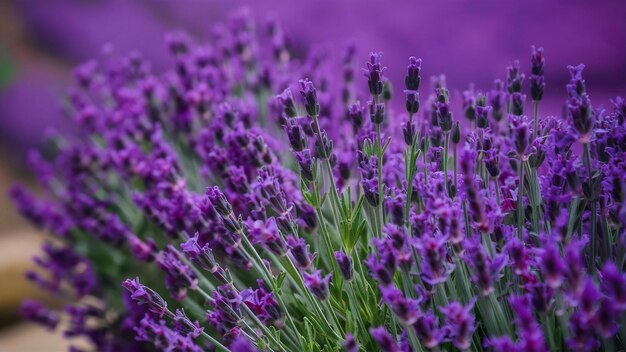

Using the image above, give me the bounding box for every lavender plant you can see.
[11,9,626,352]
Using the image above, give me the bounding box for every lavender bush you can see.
[11,9,626,352]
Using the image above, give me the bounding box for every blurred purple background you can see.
[1,0,626,160]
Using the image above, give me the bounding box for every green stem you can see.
[453,144,458,198]
[583,143,597,268]
[443,132,450,197]
[494,177,501,208]
[533,100,539,142]
[517,159,525,239]
[376,123,384,238]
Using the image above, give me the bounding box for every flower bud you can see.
[334,251,353,281]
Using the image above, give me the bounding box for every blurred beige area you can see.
[0,2,72,349]
[0,151,73,350]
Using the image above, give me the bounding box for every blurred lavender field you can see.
[1,0,625,156]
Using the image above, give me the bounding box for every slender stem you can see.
[453,143,458,198]
[533,100,539,142]
[311,115,342,229]
[312,179,341,283]
[199,330,232,352]
[517,159,525,239]
[583,143,597,268]
[443,132,450,197]
[494,177,501,207]
[376,123,384,238]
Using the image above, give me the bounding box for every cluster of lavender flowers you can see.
[11,9,626,352]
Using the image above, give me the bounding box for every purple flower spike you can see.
[303,270,332,301]
[506,60,525,94]
[509,295,548,351]
[536,240,565,289]
[287,236,315,270]
[299,79,320,117]
[440,300,476,351]
[601,261,626,309]
[284,118,307,151]
[364,52,386,96]
[369,100,385,125]
[19,299,59,330]
[347,101,364,131]
[247,217,288,256]
[277,88,298,118]
[334,251,354,281]
[156,246,199,300]
[369,326,401,352]
[405,56,422,91]
[413,311,445,349]
[343,333,359,352]
[530,46,546,101]
[173,309,204,338]
[122,277,168,317]
[380,285,421,325]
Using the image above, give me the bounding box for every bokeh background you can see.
[0,0,625,349]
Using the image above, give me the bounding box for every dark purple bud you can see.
[530,75,545,102]
[568,93,594,138]
[181,233,224,278]
[462,90,476,121]
[506,60,525,94]
[489,79,506,122]
[413,312,444,349]
[165,31,191,55]
[475,94,491,129]
[364,52,386,96]
[537,241,565,288]
[380,286,421,325]
[436,89,453,132]
[156,246,199,300]
[247,218,288,256]
[173,309,204,338]
[287,236,315,270]
[595,298,618,338]
[451,121,461,145]
[510,92,526,116]
[510,115,531,157]
[303,270,331,301]
[122,277,168,317]
[314,130,334,160]
[334,251,354,281]
[299,79,320,117]
[369,327,401,352]
[347,101,364,131]
[601,262,626,309]
[405,56,422,91]
[402,120,416,146]
[530,46,545,76]
[567,64,586,98]
[206,186,233,217]
[369,100,385,125]
[365,253,395,286]
[343,333,359,352]
[484,148,500,178]
[405,90,420,115]
[440,300,476,351]
[294,149,314,183]
[284,119,306,151]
